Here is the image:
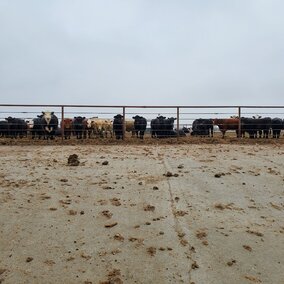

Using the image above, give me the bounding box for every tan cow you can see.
[125,119,135,137]
[87,117,113,138]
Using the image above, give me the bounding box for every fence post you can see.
[122,107,126,140]
[177,107,180,138]
[238,106,241,138]
[61,106,64,140]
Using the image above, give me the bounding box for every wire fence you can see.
[0,104,283,140]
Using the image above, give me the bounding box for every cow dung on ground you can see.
[67,154,80,166]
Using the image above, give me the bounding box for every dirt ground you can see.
[0,141,284,284]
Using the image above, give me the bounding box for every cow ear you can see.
[51,112,54,115]
[83,117,86,119]
[42,111,44,114]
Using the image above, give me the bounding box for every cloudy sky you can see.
[0,0,283,106]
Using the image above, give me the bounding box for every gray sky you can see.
[0,0,284,106]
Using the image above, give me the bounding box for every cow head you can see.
[5,116,14,122]
[212,119,218,125]
[63,118,73,128]
[182,127,190,134]
[114,114,123,119]
[42,111,54,125]
[167,117,176,123]
[132,115,141,120]
[252,115,262,119]
[85,118,92,128]
[25,119,34,129]
[157,115,166,120]
[74,116,86,123]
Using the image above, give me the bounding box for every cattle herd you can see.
[192,116,284,139]
[0,111,283,140]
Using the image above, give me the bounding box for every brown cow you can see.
[61,118,73,139]
[213,118,240,138]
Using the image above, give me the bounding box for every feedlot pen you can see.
[0,142,283,284]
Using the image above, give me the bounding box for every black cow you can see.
[191,119,213,137]
[151,116,166,138]
[133,115,147,139]
[0,121,9,137]
[31,115,44,139]
[271,118,283,139]
[39,111,59,140]
[165,117,177,137]
[72,116,87,139]
[254,117,271,138]
[241,117,255,138]
[241,117,272,138]
[5,117,28,138]
[151,116,176,138]
[113,114,124,140]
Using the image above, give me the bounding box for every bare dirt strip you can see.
[0,143,283,284]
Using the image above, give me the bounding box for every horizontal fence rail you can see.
[0,104,283,141]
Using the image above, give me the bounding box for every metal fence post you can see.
[61,106,64,140]
[177,107,180,138]
[238,106,241,138]
[122,107,126,140]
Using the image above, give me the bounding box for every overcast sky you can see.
[0,0,283,106]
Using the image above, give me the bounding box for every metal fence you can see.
[0,104,284,139]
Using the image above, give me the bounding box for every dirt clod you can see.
[244,275,262,283]
[68,210,77,216]
[144,205,155,212]
[104,222,118,228]
[196,230,207,239]
[214,173,223,178]
[174,210,188,217]
[227,260,237,266]
[246,230,264,237]
[110,198,121,206]
[147,247,157,256]
[191,261,199,269]
[163,171,179,177]
[26,257,33,263]
[243,245,252,252]
[102,210,113,219]
[114,234,125,242]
